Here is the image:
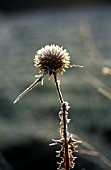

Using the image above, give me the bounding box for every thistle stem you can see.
[53,73,64,103]
[62,102,70,170]
[53,73,69,170]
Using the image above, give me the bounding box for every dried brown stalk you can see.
[50,73,82,170]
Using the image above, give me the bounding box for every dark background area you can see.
[0,1,111,170]
[0,0,111,12]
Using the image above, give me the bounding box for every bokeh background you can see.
[0,0,111,170]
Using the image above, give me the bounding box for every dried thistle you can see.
[13,44,83,170]
[14,44,82,103]
[34,44,70,76]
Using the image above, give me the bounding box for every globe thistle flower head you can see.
[34,44,70,76]
[13,44,83,104]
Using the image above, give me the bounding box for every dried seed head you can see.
[13,44,83,104]
[34,44,70,76]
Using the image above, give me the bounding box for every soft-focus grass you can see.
[0,5,111,164]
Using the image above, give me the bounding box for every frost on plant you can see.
[34,44,70,76]
[14,44,83,104]
[50,102,82,170]
[14,44,83,170]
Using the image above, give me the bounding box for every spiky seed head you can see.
[34,44,70,76]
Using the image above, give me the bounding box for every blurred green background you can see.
[0,1,111,170]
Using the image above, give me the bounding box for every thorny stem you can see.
[53,72,70,170]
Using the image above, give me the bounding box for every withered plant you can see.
[14,44,83,170]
